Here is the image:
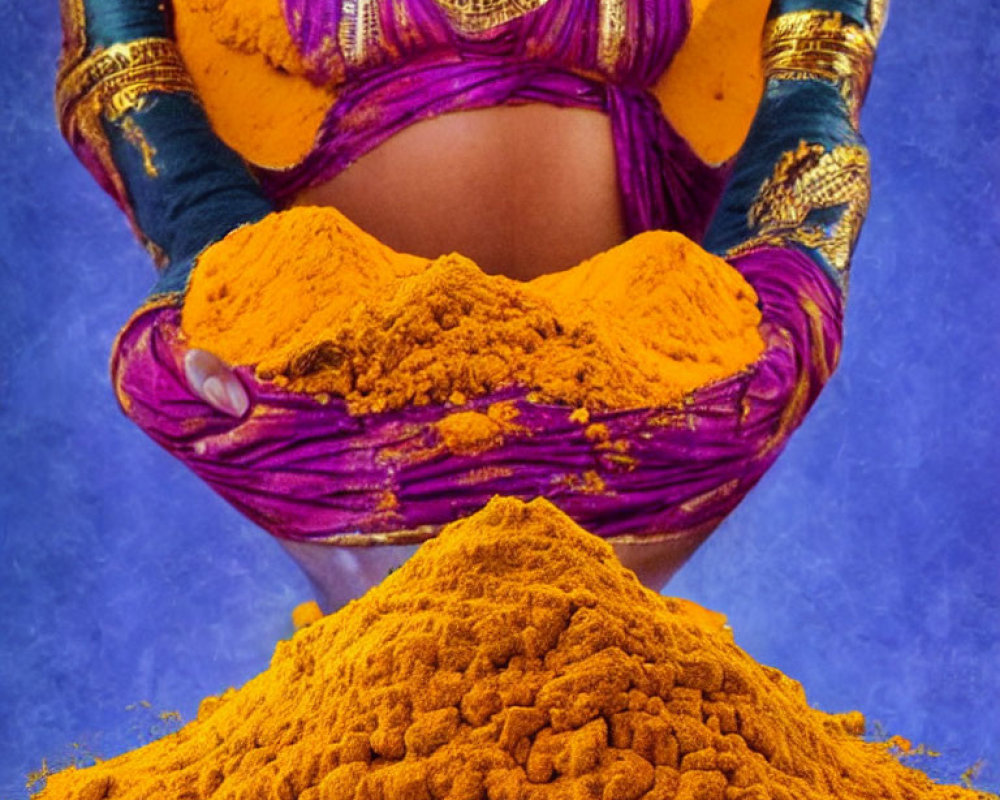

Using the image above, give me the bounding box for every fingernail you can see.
[184,351,209,388]
[226,379,249,417]
[202,376,232,414]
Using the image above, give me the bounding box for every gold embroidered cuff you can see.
[55,38,197,263]
[56,37,197,135]
[763,10,877,125]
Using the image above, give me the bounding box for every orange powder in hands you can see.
[180,207,765,415]
[36,497,992,800]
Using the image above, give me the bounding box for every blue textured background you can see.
[1,2,997,798]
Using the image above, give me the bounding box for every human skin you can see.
[187,103,699,606]
[295,105,627,281]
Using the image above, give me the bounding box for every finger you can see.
[184,349,249,417]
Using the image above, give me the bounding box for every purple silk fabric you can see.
[259,0,727,240]
[110,1,845,549]
[283,0,690,87]
[111,247,843,545]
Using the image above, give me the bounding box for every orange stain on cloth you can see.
[36,498,991,800]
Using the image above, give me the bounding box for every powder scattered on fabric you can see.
[36,497,991,800]
[180,207,765,415]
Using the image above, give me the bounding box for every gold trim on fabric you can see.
[763,10,876,125]
[120,116,160,177]
[55,38,198,262]
[301,524,441,546]
[729,141,871,285]
[56,0,88,79]
[597,0,628,74]
[56,38,198,126]
[429,0,555,35]
[339,0,384,68]
[867,0,890,43]
[299,522,713,547]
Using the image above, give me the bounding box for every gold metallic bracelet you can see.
[763,10,877,126]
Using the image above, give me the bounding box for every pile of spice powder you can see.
[37,497,991,800]
[180,206,765,415]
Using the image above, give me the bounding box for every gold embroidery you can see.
[339,0,383,69]
[429,0,555,35]
[55,39,198,265]
[867,0,890,43]
[120,117,159,178]
[763,10,876,126]
[729,141,871,286]
[56,38,197,126]
[56,0,88,81]
[597,0,628,74]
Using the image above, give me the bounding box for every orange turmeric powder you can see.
[172,0,330,168]
[652,0,769,165]
[180,206,765,415]
[171,0,769,170]
[36,497,991,800]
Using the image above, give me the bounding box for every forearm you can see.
[703,2,884,294]
[55,2,274,291]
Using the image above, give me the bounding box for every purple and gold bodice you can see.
[260,0,727,240]
[284,0,688,86]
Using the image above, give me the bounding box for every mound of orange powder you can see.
[37,498,989,800]
[180,207,766,416]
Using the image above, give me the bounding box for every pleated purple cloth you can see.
[257,0,728,241]
[109,0,846,548]
[112,247,843,545]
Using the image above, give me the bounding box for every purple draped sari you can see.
[112,247,842,545]
[110,0,846,548]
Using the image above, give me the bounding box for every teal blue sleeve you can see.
[703,4,877,295]
[63,0,276,294]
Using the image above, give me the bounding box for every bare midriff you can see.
[293,104,627,282]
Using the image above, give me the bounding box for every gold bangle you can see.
[763,10,877,125]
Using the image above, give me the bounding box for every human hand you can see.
[183,349,249,418]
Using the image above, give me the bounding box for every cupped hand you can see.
[183,349,249,418]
